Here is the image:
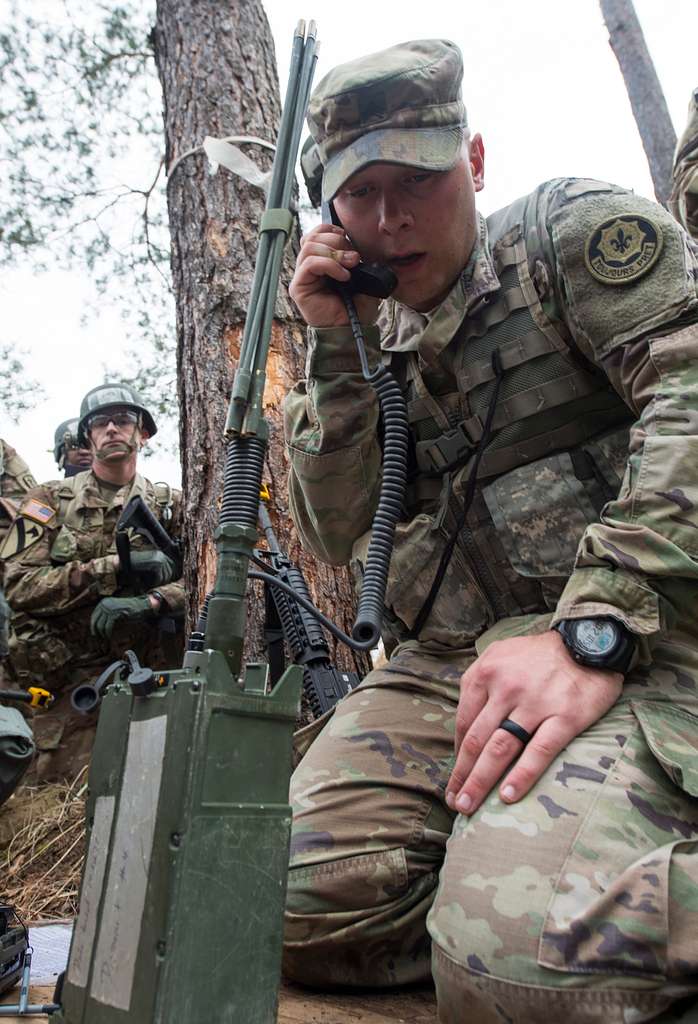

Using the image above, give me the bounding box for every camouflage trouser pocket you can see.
[287,846,409,918]
[292,706,334,763]
[538,700,698,982]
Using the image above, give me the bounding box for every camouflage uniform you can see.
[0,440,37,664]
[0,469,184,780]
[282,41,698,1024]
[669,88,698,241]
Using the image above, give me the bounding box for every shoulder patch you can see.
[584,214,663,285]
[20,497,56,525]
[0,516,45,559]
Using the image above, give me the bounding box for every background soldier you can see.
[0,440,36,665]
[0,383,184,781]
[53,417,92,478]
[669,87,698,241]
[282,40,698,1024]
[0,440,37,802]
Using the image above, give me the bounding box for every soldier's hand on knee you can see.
[444,631,622,817]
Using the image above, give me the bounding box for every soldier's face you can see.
[332,135,485,312]
[64,446,93,470]
[87,407,146,461]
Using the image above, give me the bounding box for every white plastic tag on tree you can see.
[203,136,272,193]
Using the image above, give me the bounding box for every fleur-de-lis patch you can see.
[585,214,663,285]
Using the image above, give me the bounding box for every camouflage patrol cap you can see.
[307,39,467,202]
[77,382,157,445]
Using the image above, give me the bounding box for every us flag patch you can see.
[20,498,56,525]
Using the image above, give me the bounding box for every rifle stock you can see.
[116,495,183,575]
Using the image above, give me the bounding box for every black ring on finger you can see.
[498,718,532,745]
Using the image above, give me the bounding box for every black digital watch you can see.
[554,617,636,675]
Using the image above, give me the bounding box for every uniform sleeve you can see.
[547,187,698,650]
[2,489,118,616]
[284,324,383,566]
[1,444,37,497]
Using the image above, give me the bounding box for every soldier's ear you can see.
[468,134,485,192]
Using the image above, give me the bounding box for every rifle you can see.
[258,502,360,717]
[115,494,183,581]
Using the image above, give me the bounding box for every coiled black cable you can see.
[219,435,266,527]
[352,362,409,644]
[193,288,409,657]
[337,285,409,647]
[248,569,375,650]
[187,591,212,653]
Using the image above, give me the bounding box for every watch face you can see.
[571,619,619,658]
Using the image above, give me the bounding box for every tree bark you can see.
[600,0,676,205]
[154,0,370,682]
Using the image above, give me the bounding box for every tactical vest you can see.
[49,474,175,564]
[367,180,636,651]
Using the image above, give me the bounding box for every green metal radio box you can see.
[54,652,301,1024]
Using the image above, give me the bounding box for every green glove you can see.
[119,549,177,589]
[91,595,155,641]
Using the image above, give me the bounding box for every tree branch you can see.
[600,0,677,204]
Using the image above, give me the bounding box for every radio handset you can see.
[322,200,397,299]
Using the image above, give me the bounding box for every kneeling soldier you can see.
[0,383,184,781]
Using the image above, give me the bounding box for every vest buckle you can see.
[416,417,483,475]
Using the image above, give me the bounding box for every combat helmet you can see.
[77,382,157,445]
[53,418,79,465]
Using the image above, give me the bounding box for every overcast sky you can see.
[1,0,695,486]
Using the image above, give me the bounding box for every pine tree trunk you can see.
[153,0,370,681]
[600,0,676,205]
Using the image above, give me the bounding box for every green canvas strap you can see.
[465,285,528,340]
[476,408,631,480]
[404,352,454,431]
[490,371,599,430]
[260,208,294,237]
[463,330,561,389]
[414,371,602,476]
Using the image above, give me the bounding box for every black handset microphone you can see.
[321,200,397,299]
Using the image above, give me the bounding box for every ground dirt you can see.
[0,980,438,1022]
